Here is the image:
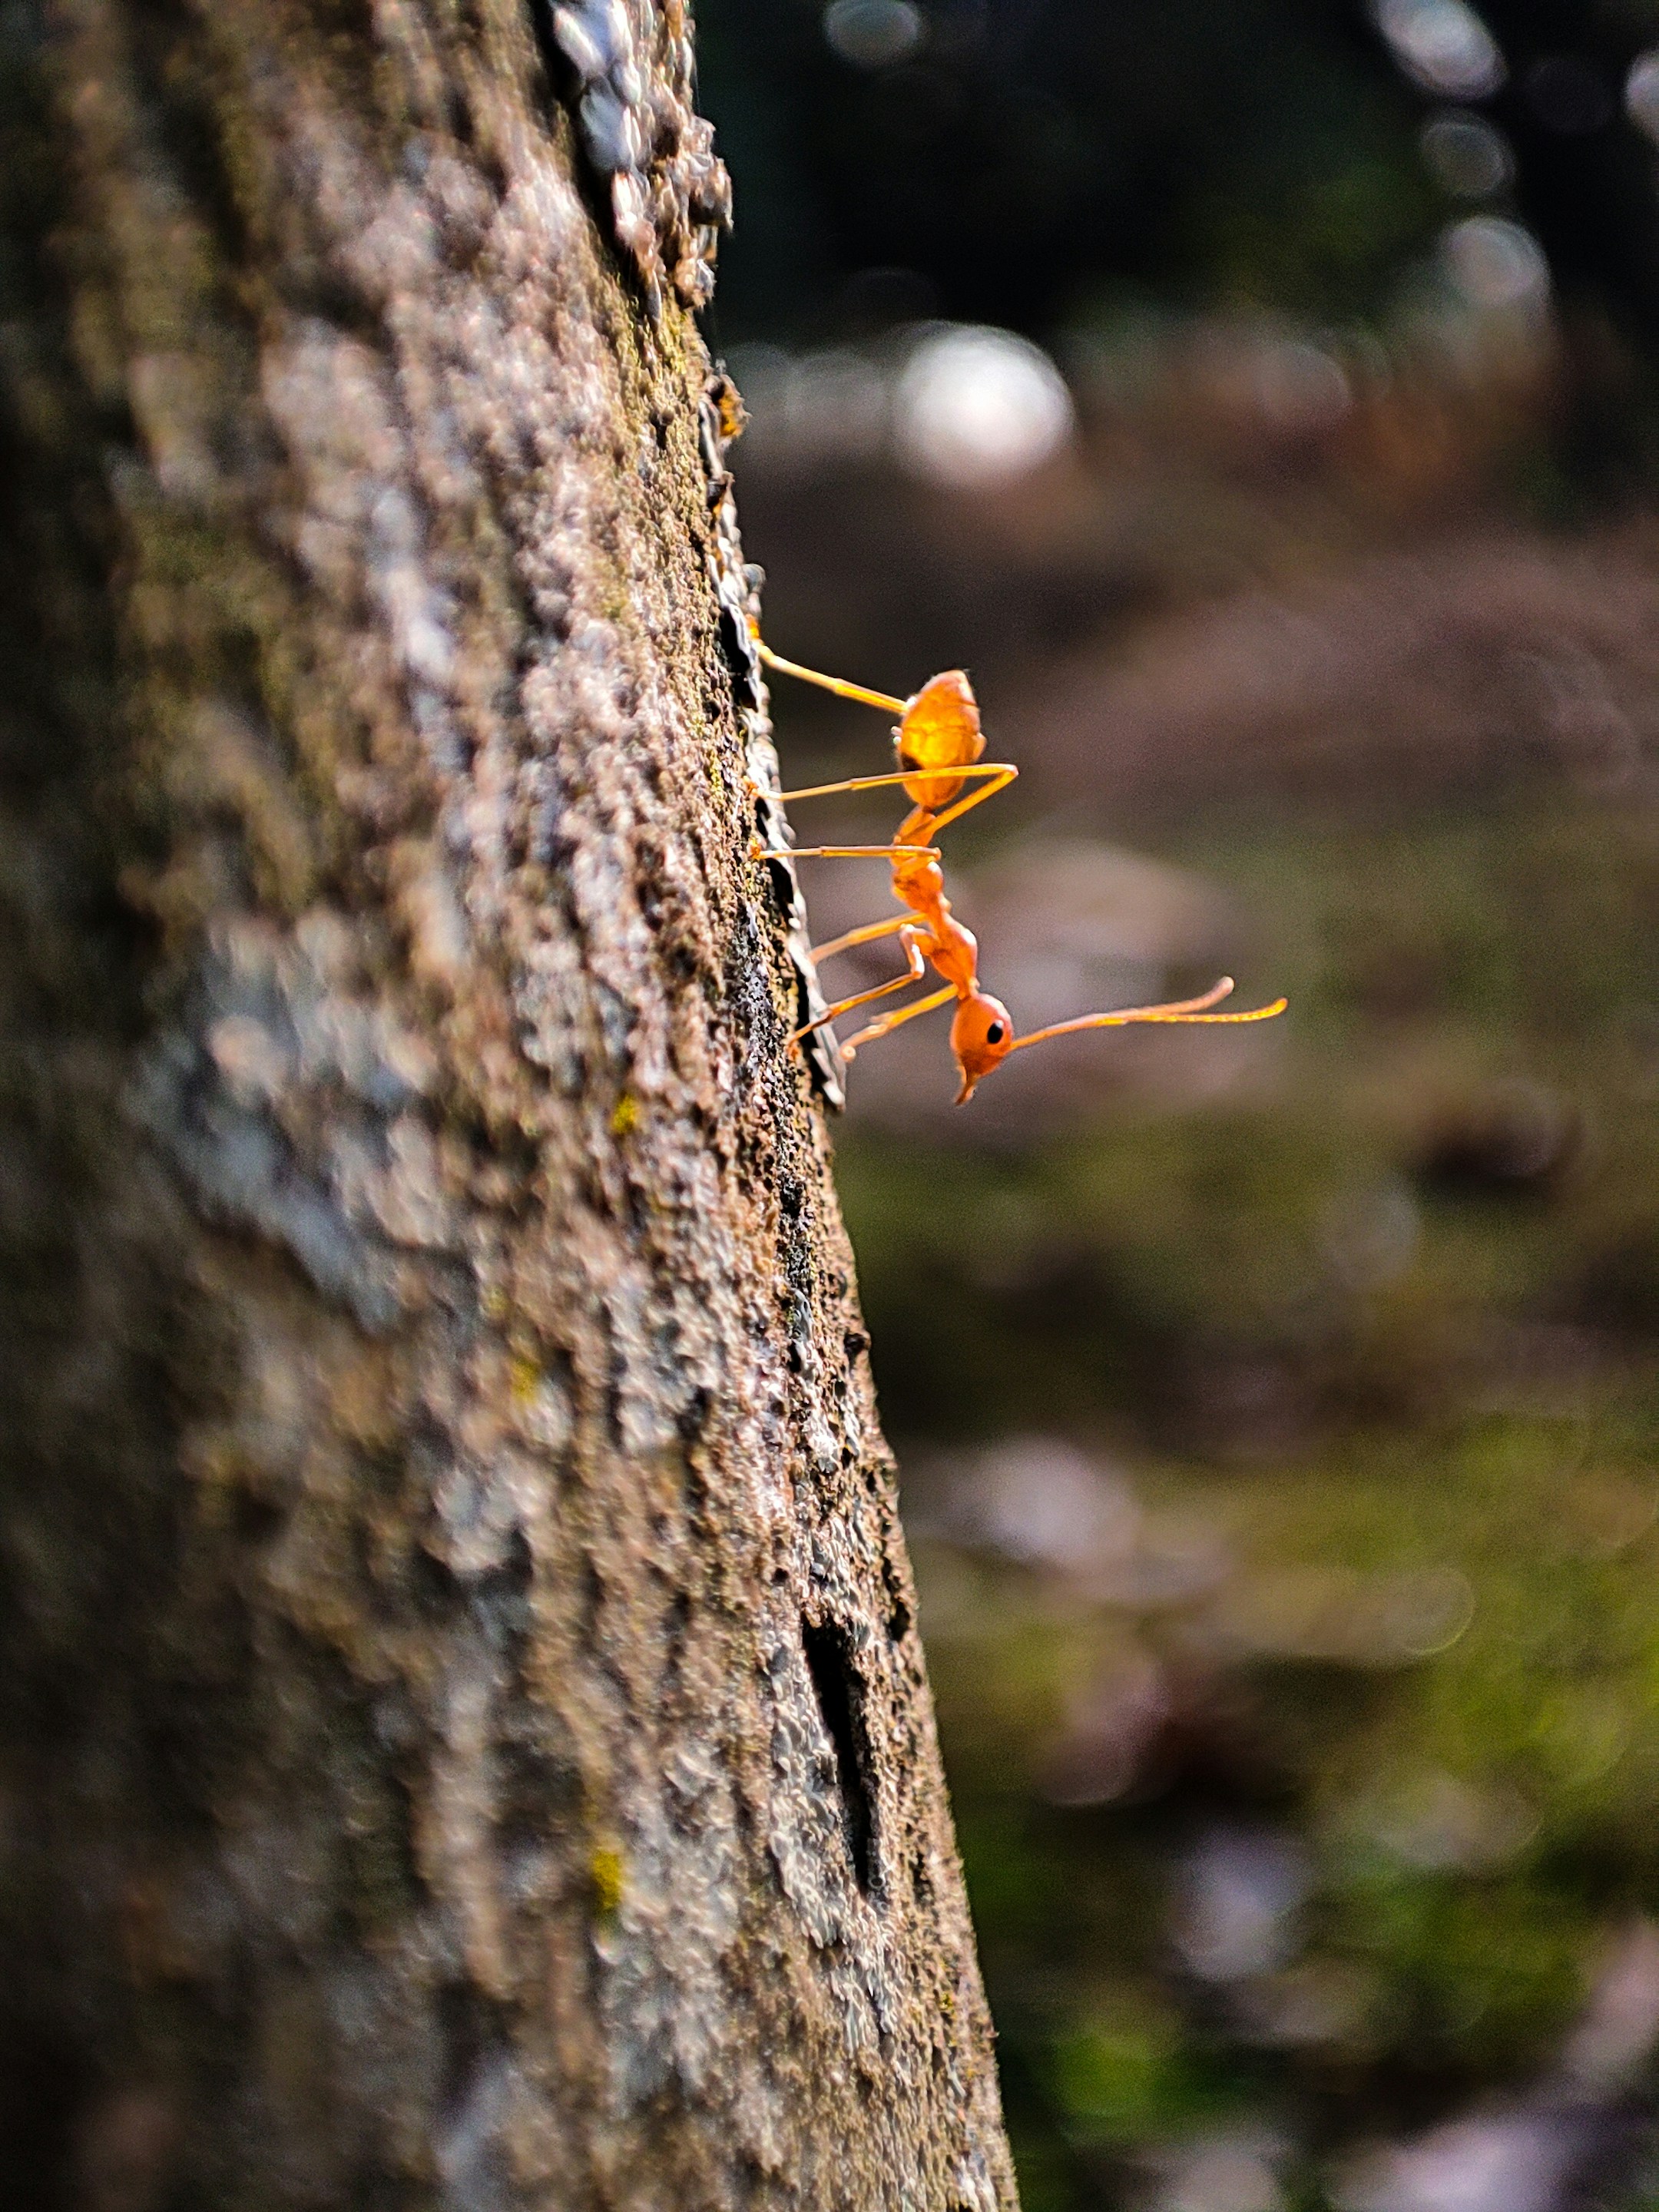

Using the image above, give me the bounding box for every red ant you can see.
[752,637,1286,1104]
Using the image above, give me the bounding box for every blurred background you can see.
[700,4,1659,2208]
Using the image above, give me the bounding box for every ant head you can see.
[949,991,1015,1104]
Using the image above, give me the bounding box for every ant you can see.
[751,637,1286,1104]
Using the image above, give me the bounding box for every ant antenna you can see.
[1006,978,1288,1054]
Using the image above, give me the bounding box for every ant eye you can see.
[986,1022,1005,1044]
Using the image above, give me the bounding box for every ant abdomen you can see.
[896,670,984,807]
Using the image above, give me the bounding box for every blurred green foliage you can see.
[695,2,1659,2199]
[836,785,1659,2201]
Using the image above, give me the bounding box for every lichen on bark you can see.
[0,3,1015,2208]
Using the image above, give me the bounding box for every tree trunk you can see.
[0,5,1015,2208]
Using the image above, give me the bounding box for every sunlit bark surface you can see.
[0,5,1015,2207]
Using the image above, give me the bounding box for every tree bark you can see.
[0,5,1015,2208]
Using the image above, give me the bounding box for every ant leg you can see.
[811,914,912,962]
[790,932,928,1045]
[758,766,1019,870]
[753,638,907,717]
[778,763,1017,806]
[908,763,1019,837]
[1005,978,1288,1056]
[790,971,917,1046]
[754,843,939,862]
[841,985,956,1061]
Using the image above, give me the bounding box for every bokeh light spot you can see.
[1439,214,1550,312]
[1373,0,1505,101]
[1625,49,1659,144]
[892,324,1075,489]
[823,0,924,71]
[1421,110,1513,197]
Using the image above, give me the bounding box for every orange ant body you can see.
[753,639,1286,1103]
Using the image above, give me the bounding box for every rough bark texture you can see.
[0,5,1015,2208]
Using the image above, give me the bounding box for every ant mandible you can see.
[751,635,1286,1104]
